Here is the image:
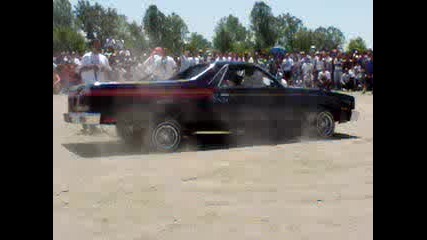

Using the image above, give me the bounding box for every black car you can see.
[64,61,358,152]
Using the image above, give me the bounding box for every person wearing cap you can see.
[76,38,111,85]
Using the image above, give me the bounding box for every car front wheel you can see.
[315,111,335,138]
[146,119,182,153]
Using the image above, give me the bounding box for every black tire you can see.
[303,110,335,138]
[145,118,182,153]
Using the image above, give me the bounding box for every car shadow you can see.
[61,132,359,159]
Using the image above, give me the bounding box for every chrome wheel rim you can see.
[316,112,334,137]
[152,124,179,150]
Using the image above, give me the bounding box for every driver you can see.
[223,71,244,87]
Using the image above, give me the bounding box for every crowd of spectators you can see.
[53,40,373,94]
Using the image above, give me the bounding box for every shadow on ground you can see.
[62,132,359,159]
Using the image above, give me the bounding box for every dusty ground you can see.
[53,92,373,240]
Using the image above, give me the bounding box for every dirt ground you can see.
[53,92,373,240]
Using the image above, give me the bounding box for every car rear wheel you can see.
[145,119,182,153]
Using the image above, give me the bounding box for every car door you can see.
[213,65,277,134]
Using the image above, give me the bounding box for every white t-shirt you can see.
[318,71,331,81]
[153,56,177,80]
[282,57,294,72]
[77,52,111,84]
[301,62,313,76]
[179,55,191,72]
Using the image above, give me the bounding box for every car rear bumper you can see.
[63,112,101,125]
[350,110,359,121]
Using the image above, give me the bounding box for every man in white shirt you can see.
[76,39,111,84]
[301,59,314,88]
[179,51,192,72]
[318,68,332,90]
[281,54,294,85]
[75,39,111,134]
[153,48,177,80]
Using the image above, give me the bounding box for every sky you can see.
[69,0,373,49]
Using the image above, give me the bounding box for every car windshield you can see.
[168,63,211,80]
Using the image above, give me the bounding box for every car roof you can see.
[214,61,255,69]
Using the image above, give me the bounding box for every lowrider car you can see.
[64,61,358,152]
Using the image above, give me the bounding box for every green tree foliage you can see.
[142,5,188,54]
[186,32,211,53]
[164,13,189,55]
[124,21,148,53]
[346,37,368,53]
[74,0,122,43]
[74,0,103,40]
[53,27,86,54]
[142,5,167,47]
[311,26,345,51]
[53,0,74,29]
[213,15,249,53]
[293,28,314,52]
[275,13,303,52]
[250,1,278,50]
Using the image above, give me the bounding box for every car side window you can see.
[240,68,274,88]
[210,64,228,86]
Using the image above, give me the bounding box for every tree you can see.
[347,37,367,53]
[213,26,233,53]
[275,13,303,52]
[186,32,211,53]
[164,13,189,55]
[326,26,345,50]
[213,15,248,53]
[125,21,148,53]
[53,27,87,54]
[142,5,167,48]
[311,26,345,51]
[293,28,314,52]
[74,0,104,40]
[53,0,74,29]
[250,1,278,50]
[312,27,329,51]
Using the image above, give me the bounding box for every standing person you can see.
[333,54,343,90]
[53,63,61,94]
[179,51,192,72]
[75,39,111,133]
[313,51,324,86]
[301,58,314,88]
[281,54,294,85]
[364,54,373,94]
[153,48,177,80]
[76,39,111,85]
[292,53,303,87]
